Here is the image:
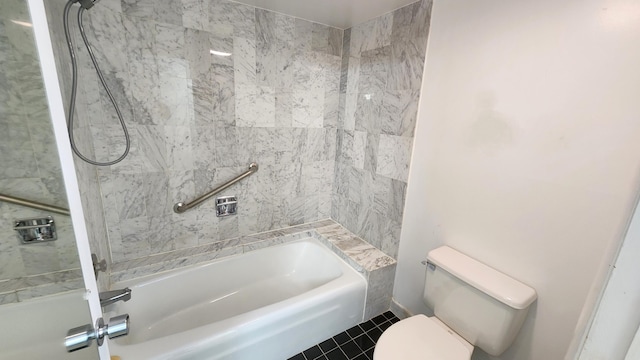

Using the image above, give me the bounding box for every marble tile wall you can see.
[45,0,343,266]
[333,0,433,259]
[0,0,83,303]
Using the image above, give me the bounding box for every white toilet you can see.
[374,246,537,360]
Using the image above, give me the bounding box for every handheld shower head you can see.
[77,0,100,10]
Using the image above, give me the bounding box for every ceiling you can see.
[234,0,419,29]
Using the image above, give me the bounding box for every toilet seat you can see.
[373,315,473,360]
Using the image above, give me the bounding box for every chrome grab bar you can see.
[173,163,259,214]
[0,193,70,216]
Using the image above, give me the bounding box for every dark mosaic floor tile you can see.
[303,345,323,360]
[354,354,369,360]
[371,314,387,325]
[333,331,351,345]
[367,326,383,342]
[325,348,348,360]
[346,324,364,338]
[365,347,375,358]
[378,320,393,331]
[383,311,396,319]
[359,320,376,332]
[353,333,375,352]
[319,338,338,353]
[289,311,397,360]
[340,340,362,358]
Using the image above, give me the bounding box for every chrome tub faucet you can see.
[99,287,132,307]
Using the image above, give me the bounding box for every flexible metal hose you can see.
[63,0,130,166]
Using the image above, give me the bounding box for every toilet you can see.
[374,246,537,360]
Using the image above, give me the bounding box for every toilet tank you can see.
[423,246,537,356]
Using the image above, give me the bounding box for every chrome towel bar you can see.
[173,163,259,214]
[0,193,70,216]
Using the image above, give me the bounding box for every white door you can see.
[27,0,111,358]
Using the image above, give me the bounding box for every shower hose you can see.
[62,0,130,166]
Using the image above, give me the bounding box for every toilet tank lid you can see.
[427,246,537,309]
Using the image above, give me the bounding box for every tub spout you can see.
[100,288,132,307]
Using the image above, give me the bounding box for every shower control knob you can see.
[65,314,130,352]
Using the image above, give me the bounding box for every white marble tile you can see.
[157,74,191,126]
[328,27,343,57]
[135,125,169,171]
[143,171,172,217]
[155,23,185,59]
[16,279,85,302]
[376,135,413,182]
[165,125,194,171]
[211,64,235,126]
[256,9,277,87]
[182,0,209,30]
[349,13,393,57]
[0,292,18,305]
[353,131,367,170]
[364,263,397,320]
[117,216,152,260]
[292,89,324,128]
[235,84,275,127]
[19,243,61,276]
[233,37,256,86]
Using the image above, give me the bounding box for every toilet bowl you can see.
[374,314,473,360]
[373,246,537,359]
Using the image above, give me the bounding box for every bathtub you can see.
[106,237,367,360]
[0,290,98,360]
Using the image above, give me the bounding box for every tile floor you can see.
[288,311,400,360]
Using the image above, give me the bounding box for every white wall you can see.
[578,195,640,360]
[393,0,640,359]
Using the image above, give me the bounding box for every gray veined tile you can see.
[292,88,324,128]
[212,64,235,126]
[20,243,61,276]
[388,36,429,91]
[328,27,343,57]
[157,74,191,127]
[184,28,214,81]
[235,84,275,127]
[275,92,293,127]
[353,131,367,170]
[143,171,172,218]
[364,133,380,173]
[275,13,295,50]
[121,0,155,20]
[86,7,129,75]
[376,135,413,182]
[311,23,329,53]
[100,172,147,220]
[155,0,184,26]
[349,12,393,57]
[233,36,256,86]
[168,170,195,207]
[191,125,217,169]
[135,125,169,171]
[155,22,185,59]
[182,0,209,30]
[294,18,314,52]
[359,46,390,94]
[380,89,420,137]
[192,77,214,127]
[256,9,277,87]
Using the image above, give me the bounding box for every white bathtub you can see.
[0,290,98,360]
[106,238,367,360]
